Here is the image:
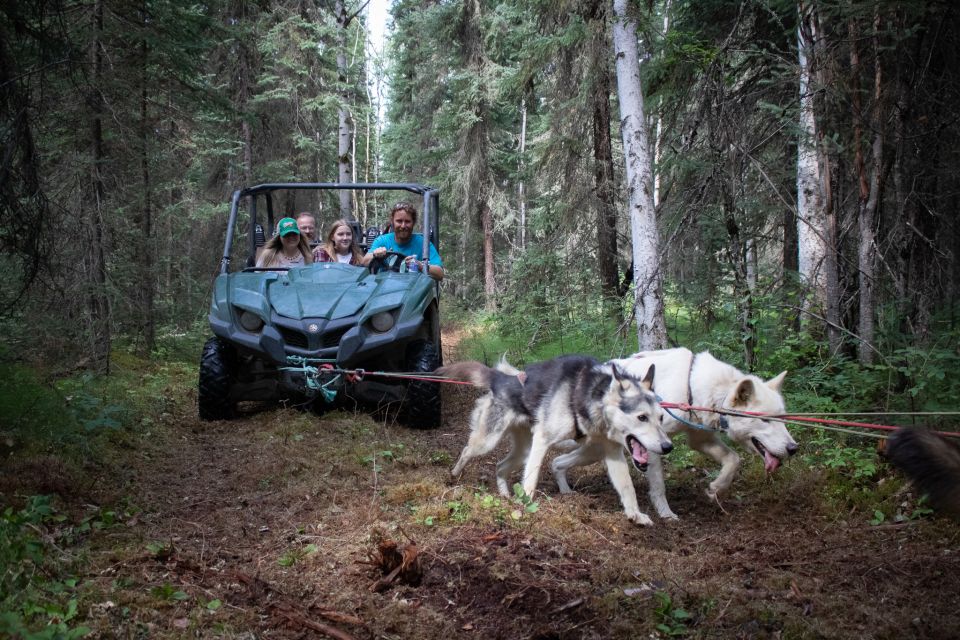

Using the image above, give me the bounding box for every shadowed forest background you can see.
[3,0,960,374]
[3,0,960,638]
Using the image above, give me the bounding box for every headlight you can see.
[238,310,264,332]
[370,311,395,333]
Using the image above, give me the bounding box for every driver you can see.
[361,201,444,281]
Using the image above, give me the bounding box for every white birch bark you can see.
[336,0,354,219]
[612,0,666,350]
[796,1,827,320]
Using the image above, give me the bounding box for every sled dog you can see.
[886,428,960,519]
[439,355,673,525]
[551,348,797,520]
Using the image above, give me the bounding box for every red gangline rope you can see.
[329,367,960,437]
[660,401,960,438]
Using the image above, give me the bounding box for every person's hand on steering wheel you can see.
[369,249,407,274]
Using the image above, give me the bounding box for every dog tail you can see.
[438,360,526,392]
[886,428,960,518]
[437,361,498,388]
[495,355,521,376]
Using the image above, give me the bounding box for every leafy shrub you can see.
[0,496,89,639]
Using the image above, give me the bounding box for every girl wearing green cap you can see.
[256,217,314,269]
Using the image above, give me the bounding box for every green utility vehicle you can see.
[199,183,442,428]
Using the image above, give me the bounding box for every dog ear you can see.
[641,364,655,391]
[766,370,787,392]
[732,379,755,406]
[611,364,633,392]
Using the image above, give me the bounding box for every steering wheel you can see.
[369,250,407,274]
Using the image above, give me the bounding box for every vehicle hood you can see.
[225,264,418,321]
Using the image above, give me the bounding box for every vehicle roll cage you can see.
[219,182,440,275]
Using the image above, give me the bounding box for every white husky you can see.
[440,355,674,525]
[551,348,796,520]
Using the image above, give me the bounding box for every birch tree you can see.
[611,0,665,349]
[336,0,357,219]
[796,1,827,330]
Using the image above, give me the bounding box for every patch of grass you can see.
[428,450,452,466]
[0,496,90,639]
[278,543,318,567]
[0,362,85,453]
[149,583,190,603]
[382,480,445,506]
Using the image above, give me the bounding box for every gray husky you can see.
[439,355,673,525]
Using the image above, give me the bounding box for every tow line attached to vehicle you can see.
[283,356,960,437]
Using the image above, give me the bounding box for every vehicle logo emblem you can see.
[307,323,320,333]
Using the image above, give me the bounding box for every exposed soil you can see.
[7,329,960,639]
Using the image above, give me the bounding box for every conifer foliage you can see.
[2,0,960,369]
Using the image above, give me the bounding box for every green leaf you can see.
[206,599,222,611]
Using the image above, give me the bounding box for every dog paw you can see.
[658,510,679,521]
[706,484,729,501]
[626,511,654,526]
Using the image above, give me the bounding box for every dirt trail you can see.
[46,329,960,638]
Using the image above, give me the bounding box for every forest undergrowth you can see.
[1,314,959,639]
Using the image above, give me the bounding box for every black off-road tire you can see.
[400,339,441,429]
[198,337,236,421]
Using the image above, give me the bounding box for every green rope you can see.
[282,356,342,403]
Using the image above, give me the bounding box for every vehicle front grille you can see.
[279,327,309,349]
[322,327,350,349]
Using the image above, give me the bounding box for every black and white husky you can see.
[439,355,673,525]
[551,348,798,520]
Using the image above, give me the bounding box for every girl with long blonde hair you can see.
[256,217,314,269]
[313,219,363,265]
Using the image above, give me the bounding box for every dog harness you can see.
[659,352,729,433]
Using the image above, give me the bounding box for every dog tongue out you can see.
[763,449,781,473]
[631,440,649,466]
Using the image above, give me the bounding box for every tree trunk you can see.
[723,178,754,370]
[482,202,495,309]
[138,12,155,354]
[88,0,111,374]
[796,0,827,331]
[460,0,495,310]
[612,0,665,350]
[518,98,527,251]
[782,142,800,333]
[336,0,354,220]
[592,56,619,315]
[810,7,842,354]
[849,16,881,364]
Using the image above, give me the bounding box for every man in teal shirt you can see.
[362,201,444,281]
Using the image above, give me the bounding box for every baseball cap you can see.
[277,217,300,237]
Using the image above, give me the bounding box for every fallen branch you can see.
[271,603,359,640]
